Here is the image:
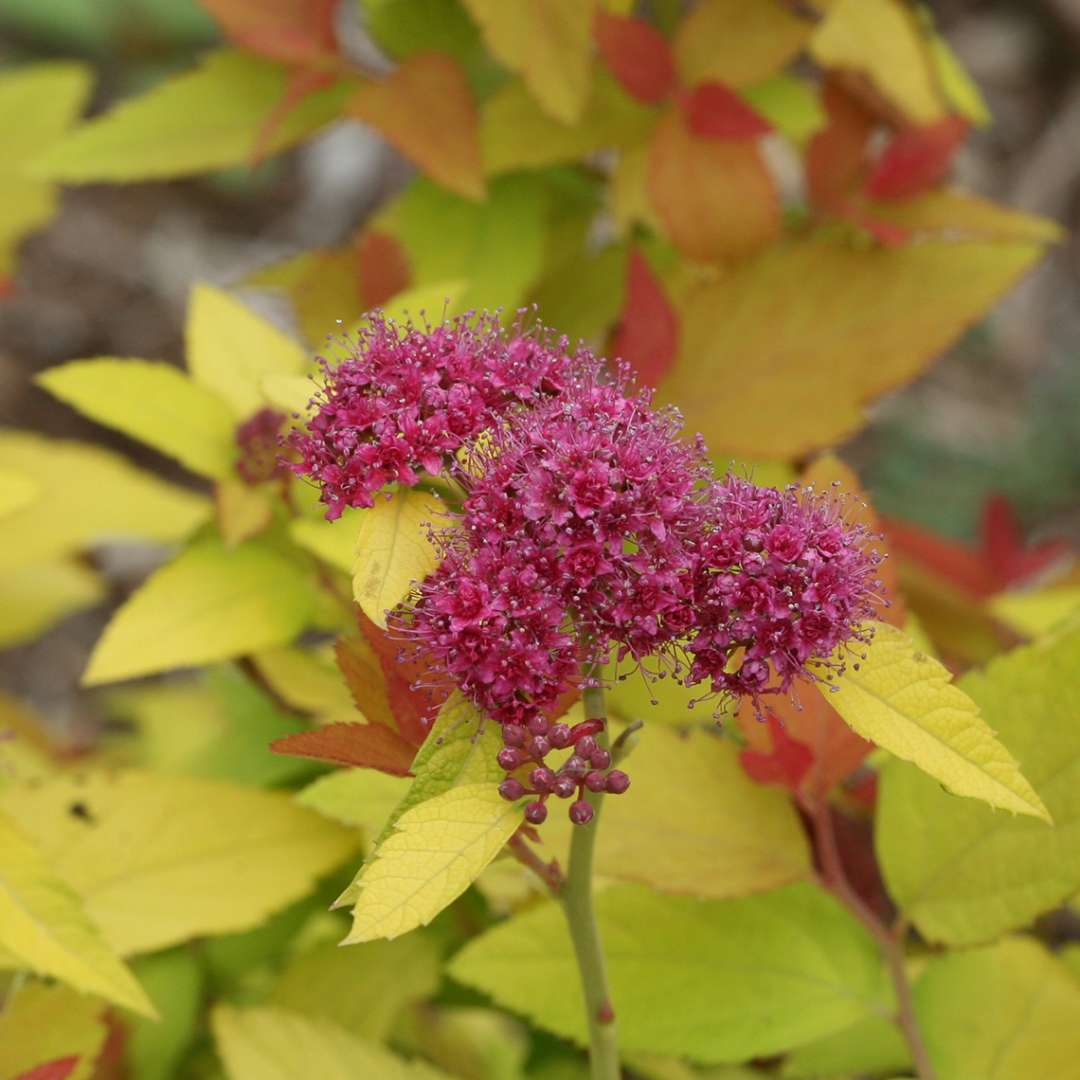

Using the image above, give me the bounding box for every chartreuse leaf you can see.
[298,769,410,838]
[401,1005,530,1080]
[84,534,313,685]
[451,882,890,1063]
[343,783,521,943]
[989,582,1080,639]
[213,1004,451,1079]
[37,359,238,478]
[0,810,154,1015]
[915,937,1080,1079]
[0,433,209,573]
[0,982,107,1080]
[876,619,1080,945]
[825,620,1048,821]
[186,283,307,419]
[0,63,91,276]
[352,489,444,627]
[289,517,356,573]
[782,1011,911,1078]
[0,769,357,956]
[32,50,350,182]
[0,558,105,648]
[125,948,204,1080]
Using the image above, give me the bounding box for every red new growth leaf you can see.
[199,0,339,65]
[681,82,772,139]
[740,713,814,789]
[270,721,416,776]
[593,10,676,104]
[609,249,679,388]
[867,117,969,201]
[15,1059,80,1080]
[356,229,411,311]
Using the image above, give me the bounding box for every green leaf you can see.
[0,809,154,1015]
[782,1011,911,1078]
[84,534,313,685]
[0,981,107,1080]
[451,882,890,1064]
[0,769,358,956]
[741,74,825,145]
[186,283,307,418]
[825,620,1049,821]
[352,488,443,628]
[876,619,1080,945]
[37,358,238,478]
[125,948,204,1080]
[32,50,350,182]
[0,432,209,572]
[213,1004,452,1079]
[0,558,105,648]
[915,937,1080,1079]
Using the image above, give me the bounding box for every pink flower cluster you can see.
[289,312,572,519]
[235,407,287,485]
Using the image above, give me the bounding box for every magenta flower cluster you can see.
[295,311,882,825]
[289,312,571,519]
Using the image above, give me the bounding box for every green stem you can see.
[561,681,621,1080]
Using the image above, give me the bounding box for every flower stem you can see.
[561,681,620,1080]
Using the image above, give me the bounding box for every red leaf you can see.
[867,117,969,200]
[681,82,772,139]
[593,10,675,104]
[740,713,814,790]
[609,249,679,388]
[356,229,411,311]
[15,1059,80,1080]
[850,210,910,249]
[807,78,876,212]
[199,0,338,65]
[980,494,1071,590]
[270,722,416,776]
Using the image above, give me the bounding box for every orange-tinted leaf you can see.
[349,53,485,201]
[593,10,675,105]
[252,66,337,165]
[662,228,1051,458]
[609,248,678,387]
[806,78,875,212]
[647,106,778,262]
[14,1059,79,1080]
[674,0,813,88]
[356,228,411,310]
[681,82,772,139]
[740,713,814,789]
[867,117,968,200]
[199,0,338,64]
[270,721,416,776]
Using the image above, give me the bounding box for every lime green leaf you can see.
[271,933,440,1040]
[920,13,991,127]
[823,620,1049,821]
[461,0,594,124]
[915,937,1080,1079]
[37,358,237,478]
[353,489,444,627]
[0,769,358,956]
[368,280,470,327]
[741,74,825,145]
[989,583,1080,639]
[450,882,890,1063]
[0,558,105,648]
[0,809,154,1015]
[782,1011,911,1078]
[186,283,307,418]
[297,769,410,837]
[84,535,313,685]
[0,62,91,275]
[32,50,350,182]
[0,432,209,572]
[342,781,521,943]
[0,982,107,1080]
[876,620,1080,945]
[126,948,204,1080]
[402,1006,529,1080]
[213,1004,451,1079]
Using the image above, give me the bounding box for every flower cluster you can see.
[289,312,572,519]
[235,407,287,485]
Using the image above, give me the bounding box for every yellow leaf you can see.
[344,783,520,943]
[37,358,238,479]
[0,433,209,573]
[84,535,313,685]
[352,489,444,627]
[0,770,357,956]
[0,810,154,1015]
[216,477,274,547]
[289,516,356,573]
[364,279,470,329]
[825,621,1049,821]
[0,558,105,648]
[866,189,1064,243]
[810,0,946,124]
[213,1004,451,1080]
[674,0,813,87]
[990,583,1080,640]
[461,0,594,124]
[0,62,91,275]
[663,229,1051,459]
[186,284,307,419]
[297,769,410,838]
[0,468,39,517]
[920,15,991,127]
[252,644,357,718]
[0,982,107,1080]
[261,372,317,415]
[31,50,350,182]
